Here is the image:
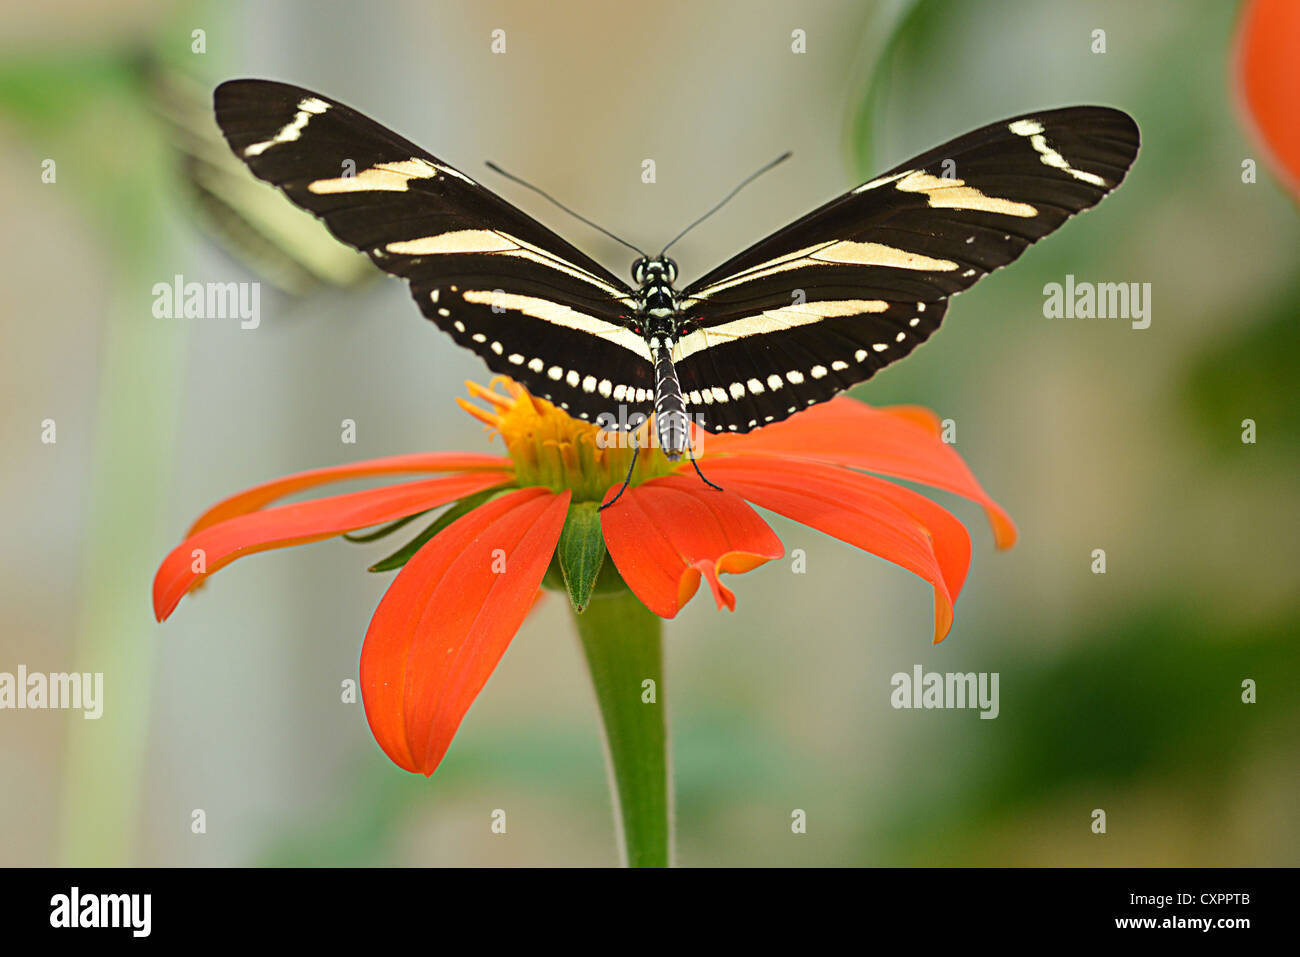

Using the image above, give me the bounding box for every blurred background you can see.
[1,0,1296,866]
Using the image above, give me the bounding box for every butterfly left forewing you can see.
[213,79,652,422]
[676,106,1139,433]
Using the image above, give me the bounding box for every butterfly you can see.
[213,79,1139,468]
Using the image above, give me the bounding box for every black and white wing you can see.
[213,79,653,422]
[673,107,1140,432]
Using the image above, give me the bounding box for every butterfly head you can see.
[631,256,678,287]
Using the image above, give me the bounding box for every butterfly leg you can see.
[599,435,640,511]
[688,443,724,492]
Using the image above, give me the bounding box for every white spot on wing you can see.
[388,230,518,255]
[1008,118,1045,137]
[462,290,650,360]
[814,241,958,271]
[307,158,440,193]
[895,170,1038,217]
[1010,117,1108,186]
[243,98,330,157]
[853,170,910,194]
[1028,133,1108,186]
[432,161,476,184]
[673,299,890,361]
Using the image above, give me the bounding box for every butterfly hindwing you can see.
[212,79,652,421]
[675,106,1139,432]
[412,281,655,423]
[674,298,948,433]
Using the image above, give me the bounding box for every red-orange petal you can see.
[185,451,512,536]
[1235,0,1300,196]
[697,397,1017,549]
[153,471,511,621]
[702,456,971,642]
[600,475,784,618]
[360,487,569,775]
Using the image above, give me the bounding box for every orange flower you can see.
[153,380,1015,775]
[1235,0,1300,197]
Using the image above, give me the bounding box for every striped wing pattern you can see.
[212,81,1139,435]
[674,107,1139,432]
[214,79,652,420]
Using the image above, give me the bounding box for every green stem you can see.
[572,590,670,867]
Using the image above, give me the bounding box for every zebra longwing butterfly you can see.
[213,80,1139,457]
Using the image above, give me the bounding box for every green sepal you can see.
[367,485,511,572]
[554,502,607,614]
[544,534,634,600]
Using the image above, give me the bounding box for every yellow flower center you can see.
[457,379,677,501]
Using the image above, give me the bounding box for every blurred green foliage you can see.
[1183,279,1300,459]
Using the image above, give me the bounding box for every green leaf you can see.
[555,502,607,613]
[367,486,511,572]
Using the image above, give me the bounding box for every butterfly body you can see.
[627,255,690,458]
[212,80,1139,453]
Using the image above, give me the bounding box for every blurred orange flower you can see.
[1235,0,1300,197]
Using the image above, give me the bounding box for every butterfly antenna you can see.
[659,151,792,257]
[484,160,648,258]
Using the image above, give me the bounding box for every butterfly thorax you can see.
[632,256,680,323]
[631,257,689,460]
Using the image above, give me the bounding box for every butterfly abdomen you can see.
[652,339,688,460]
